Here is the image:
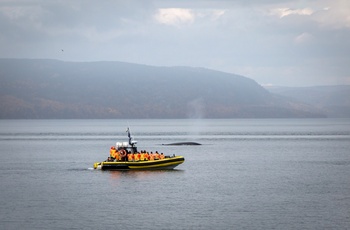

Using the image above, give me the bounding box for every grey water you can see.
[0,119,349,230]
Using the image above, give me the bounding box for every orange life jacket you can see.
[134,153,140,161]
[149,154,154,161]
[110,149,117,158]
[154,153,159,160]
[127,153,134,161]
[115,151,121,161]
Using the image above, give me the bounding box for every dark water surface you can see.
[0,119,349,229]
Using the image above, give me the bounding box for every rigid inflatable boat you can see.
[93,128,185,170]
[93,155,185,170]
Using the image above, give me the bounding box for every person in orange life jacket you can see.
[110,146,116,159]
[137,152,141,161]
[160,152,165,159]
[134,152,140,161]
[154,151,160,160]
[149,152,154,161]
[144,151,149,161]
[127,153,134,162]
[140,151,145,161]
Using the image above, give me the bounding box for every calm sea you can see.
[0,119,349,229]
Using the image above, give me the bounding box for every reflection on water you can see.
[107,169,184,180]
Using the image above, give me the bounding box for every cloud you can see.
[0,0,349,86]
[211,9,225,20]
[294,32,313,44]
[312,3,350,29]
[270,7,314,18]
[154,8,195,27]
[154,8,226,27]
[268,2,350,29]
[195,9,226,21]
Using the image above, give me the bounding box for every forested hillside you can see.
[0,59,326,118]
[267,86,350,118]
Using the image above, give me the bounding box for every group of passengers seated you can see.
[107,146,166,162]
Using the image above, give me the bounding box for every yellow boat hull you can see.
[93,156,184,170]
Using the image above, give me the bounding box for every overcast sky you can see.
[1,0,349,86]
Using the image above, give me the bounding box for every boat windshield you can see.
[117,146,137,153]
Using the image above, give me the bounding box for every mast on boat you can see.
[126,127,137,147]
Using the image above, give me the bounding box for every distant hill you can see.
[0,58,327,118]
[266,86,350,118]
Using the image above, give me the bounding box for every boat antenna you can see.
[126,127,133,146]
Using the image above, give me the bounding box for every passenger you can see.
[140,151,145,161]
[127,153,134,162]
[160,153,165,159]
[144,151,149,161]
[154,151,159,160]
[110,146,116,159]
[134,152,140,161]
[115,151,122,161]
[137,152,141,161]
[149,152,154,161]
